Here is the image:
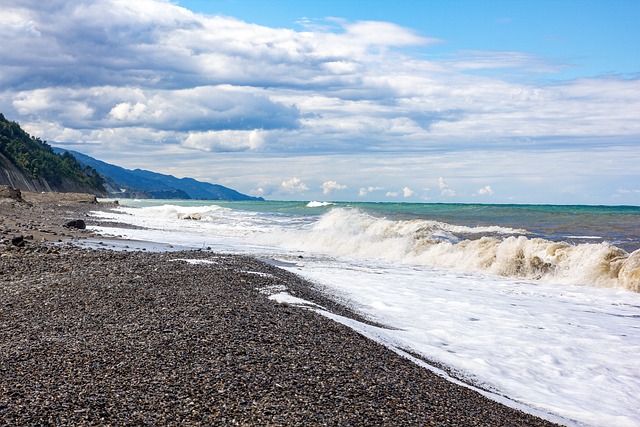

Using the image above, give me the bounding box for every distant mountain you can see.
[0,114,105,195]
[53,148,263,201]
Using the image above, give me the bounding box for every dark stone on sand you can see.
[65,219,86,229]
[0,185,23,201]
[10,235,24,246]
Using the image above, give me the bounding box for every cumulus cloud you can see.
[322,180,347,195]
[382,187,414,198]
[477,185,494,196]
[11,85,299,134]
[183,130,267,152]
[281,177,308,194]
[438,177,456,197]
[3,0,640,155]
[402,186,415,197]
[359,186,385,197]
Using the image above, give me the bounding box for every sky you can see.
[1,0,639,204]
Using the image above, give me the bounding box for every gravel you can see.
[0,194,564,426]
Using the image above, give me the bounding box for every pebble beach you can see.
[0,191,563,426]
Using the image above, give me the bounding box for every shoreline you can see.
[0,192,565,426]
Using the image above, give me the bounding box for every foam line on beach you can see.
[267,289,582,427]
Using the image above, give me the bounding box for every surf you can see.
[261,207,640,291]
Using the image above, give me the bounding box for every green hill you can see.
[0,114,105,194]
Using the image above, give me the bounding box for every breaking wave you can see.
[101,204,640,292]
[307,201,335,207]
[265,208,640,292]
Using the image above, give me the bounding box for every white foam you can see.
[92,205,640,290]
[282,258,640,427]
[258,208,638,291]
[268,292,323,308]
[307,201,335,207]
[172,258,219,265]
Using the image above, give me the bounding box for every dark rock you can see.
[11,235,24,246]
[65,219,86,229]
[0,185,23,201]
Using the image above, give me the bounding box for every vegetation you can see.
[0,113,104,191]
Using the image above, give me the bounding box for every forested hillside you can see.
[0,114,105,194]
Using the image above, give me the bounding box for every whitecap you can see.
[307,201,335,207]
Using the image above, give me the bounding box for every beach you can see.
[0,192,564,426]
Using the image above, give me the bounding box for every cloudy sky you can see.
[1,0,639,204]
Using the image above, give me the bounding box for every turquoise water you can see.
[116,199,640,252]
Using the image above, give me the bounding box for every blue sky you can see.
[180,0,640,80]
[1,0,639,204]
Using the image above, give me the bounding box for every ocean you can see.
[89,200,640,427]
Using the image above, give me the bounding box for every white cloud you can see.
[616,188,640,195]
[343,21,439,48]
[402,186,415,197]
[4,0,640,151]
[477,185,494,196]
[183,130,267,152]
[438,177,456,197]
[322,180,347,195]
[109,102,148,121]
[359,186,385,197]
[281,177,308,194]
[386,191,399,197]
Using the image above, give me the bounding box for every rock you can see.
[65,219,86,229]
[0,185,23,201]
[11,235,24,246]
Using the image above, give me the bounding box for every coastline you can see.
[0,193,564,426]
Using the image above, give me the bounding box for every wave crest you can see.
[267,208,640,291]
[307,201,335,207]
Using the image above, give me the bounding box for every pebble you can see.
[0,248,563,426]
[0,194,563,426]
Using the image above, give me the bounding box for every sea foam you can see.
[307,201,335,207]
[94,204,640,291]
[262,207,640,291]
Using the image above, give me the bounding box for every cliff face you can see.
[0,114,106,196]
[0,151,105,195]
[0,151,52,192]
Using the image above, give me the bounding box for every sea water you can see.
[89,200,640,427]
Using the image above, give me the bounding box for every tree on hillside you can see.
[0,113,105,191]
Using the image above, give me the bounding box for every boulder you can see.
[0,185,23,201]
[65,219,87,229]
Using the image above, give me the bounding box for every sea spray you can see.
[94,202,640,291]
[262,207,639,291]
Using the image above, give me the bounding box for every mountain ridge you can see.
[53,148,263,201]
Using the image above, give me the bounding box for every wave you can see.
[264,208,640,292]
[307,201,335,207]
[122,204,228,220]
[105,204,640,292]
